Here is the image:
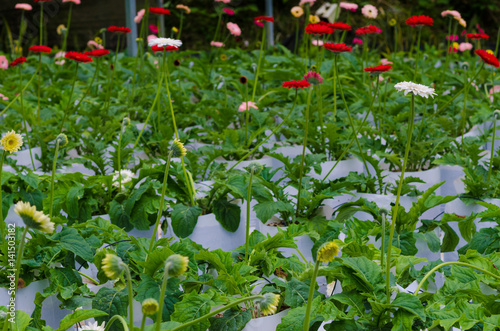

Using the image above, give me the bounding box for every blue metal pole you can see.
[265,0,274,48]
[125,0,138,56]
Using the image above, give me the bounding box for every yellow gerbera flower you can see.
[291,6,304,18]
[165,254,189,277]
[171,139,187,157]
[317,241,339,263]
[1,130,23,153]
[142,298,159,315]
[257,293,280,316]
[309,15,320,24]
[101,254,125,279]
[14,201,54,233]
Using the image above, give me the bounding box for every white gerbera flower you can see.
[394,81,436,99]
[148,37,182,48]
[112,169,134,187]
[80,321,105,331]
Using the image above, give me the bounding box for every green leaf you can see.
[213,200,241,232]
[391,310,417,331]
[391,293,425,321]
[341,257,383,292]
[440,223,459,252]
[277,296,323,331]
[51,227,93,262]
[18,172,40,189]
[209,309,251,331]
[65,185,84,219]
[92,287,128,326]
[284,278,314,308]
[55,309,108,331]
[8,311,32,331]
[144,245,175,277]
[171,290,222,331]
[171,204,202,238]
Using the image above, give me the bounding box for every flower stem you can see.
[147,151,173,254]
[61,3,73,53]
[169,295,266,331]
[0,69,38,118]
[251,27,267,102]
[156,262,170,331]
[488,115,497,182]
[124,265,134,331]
[380,213,386,271]
[49,140,60,219]
[413,261,500,295]
[296,87,314,218]
[245,170,254,262]
[104,315,129,331]
[244,84,249,145]
[0,151,5,241]
[302,260,320,331]
[332,55,337,117]
[413,28,422,81]
[460,68,470,145]
[140,315,147,331]
[105,36,121,113]
[74,58,100,113]
[385,94,415,304]
[77,271,99,285]
[294,19,299,54]
[18,67,35,171]
[228,91,298,172]
[37,54,41,120]
[59,62,79,133]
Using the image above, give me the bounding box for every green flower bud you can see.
[56,133,68,147]
[246,161,263,175]
[101,254,125,279]
[317,241,339,263]
[142,298,159,315]
[171,138,187,157]
[379,208,389,216]
[122,117,131,127]
[493,109,500,120]
[165,254,189,277]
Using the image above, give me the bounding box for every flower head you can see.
[112,169,134,188]
[101,254,125,279]
[441,10,461,19]
[62,0,81,3]
[149,25,159,34]
[80,321,105,331]
[148,37,182,48]
[171,139,187,157]
[239,76,248,84]
[304,71,323,85]
[466,33,489,40]
[165,254,189,277]
[255,16,274,23]
[14,201,54,233]
[0,93,8,101]
[255,293,280,316]
[475,49,500,68]
[455,17,466,28]
[0,56,8,70]
[85,49,110,57]
[211,41,225,47]
[1,130,23,153]
[176,4,191,14]
[227,22,241,36]
[323,42,352,53]
[246,161,263,175]
[406,15,433,27]
[29,45,51,53]
[239,101,258,112]
[312,39,323,46]
[215,0,231,2]
[152,45,179,53]
[339,2,358,12]
[10,57,27,67]
[65,51,93,63]
[380,59,393,65]
[56,133,68,147]
[299,0,316,6]
[352,38,363,45]
[291,6,304,17]
[361,4,378,19]
[458,42,473,52]
[87,40,104,50]
[56,24,67,35]
[149,7,171,15]
[446,35,458,41]
[134,9,145,23]
[305,23,333,35]
[389,18,397,26]
[364,64,392,73]
[309,15,320,24]
[331,22,351,31]
[142,298,159,316]
[394,81,436,98]
[108,26,131,33]
[355,25,380,35]
[282,80,311,89]
[223,8,234,15]
[317,241,339,263]
[15,3,33,10]
[449,42,459,53]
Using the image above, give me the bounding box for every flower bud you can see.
[122,117,131,127]
[164,254,189,277]
[317,241,339,263]
[493,109,500,120]
[255,293,280,316]
[246,161,263,175]
[142,298,159,315]
[379,208,389,217]
[56,133,68,147]
[171,138,187,157]
[101,254,125,279]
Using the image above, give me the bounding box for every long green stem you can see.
[385,94,415,304]
[0,151,5,241]
[74,58,100,113]
[245,171,254,262]
[380,212,386,271]
[117,123,125,191]
[371,75,381,130]
[251,28,266,102]
[413,261,500,295]
[294,19,299,54]
[228,91,298,172]
[0,70,38,117]
[18,67,35,171]
[488,116,497,181]
[156,262,170,331]
[77,271,99,285]
[140,315,147,331]
[105,36,121,113]
[460,68,470,145]
[413,28,422,81]
[169,295,266,331]
[37,54,41,120]
[495,27,500,57]
[336,56,369,174]
[62,3,73,52]
[303,260,320,331]
[296,87,314,218]
[332,55,338,117]
[49,140,60,219]
[59,63,79,132]
[124,266,134,331]
[104,315,129,331]
[147,151,173,254]
[244,84,249,145]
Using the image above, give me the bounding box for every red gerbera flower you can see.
[223,8,234,15]
[108,26,131,33]
[475,50,499,68]
[355,25,380,35]
[65,51,93,63]
[254,16,274,22]
[10,57,27,67]
[466,33,489,40]
[305,23,334,35]
[405,15,433,27]
[330,22,351,31]
[364,64,392,73]
[152,45,179,53]
[29,45,52,53]
[34,0,52,2]
[84,49,110,57]
[323,42,352,53]
[282,80,311,89]
[149,7,171,15]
